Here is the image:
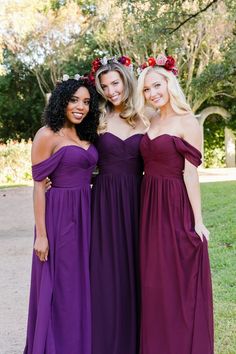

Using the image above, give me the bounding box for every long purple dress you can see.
[24,144,98,354]
[90,132,143,354]
[139,134,214,354]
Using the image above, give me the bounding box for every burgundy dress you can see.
[90,132,143,354]
[24,145,98,354]
[140,134,214,354]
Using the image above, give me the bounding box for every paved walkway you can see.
[199,167,236,183]
[0,187,33,354]
[0,168,236,353]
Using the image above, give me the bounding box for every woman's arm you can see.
[182,116,210,242]
[31,127,54,261]
[33,180,49,261]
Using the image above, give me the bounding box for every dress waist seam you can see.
[144,173,183,180]
[50,185,90,190]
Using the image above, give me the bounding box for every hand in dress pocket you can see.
[194,223,210,242]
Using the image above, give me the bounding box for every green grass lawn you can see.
[201,181,236,354]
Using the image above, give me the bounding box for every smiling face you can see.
[99,70,125,108]
[65,86,90,125]
[143,71,170,109]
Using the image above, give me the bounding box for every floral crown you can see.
[137,54,178,76]
[55,73,94,86]
[62,73,88,81]
[89,55,133,81]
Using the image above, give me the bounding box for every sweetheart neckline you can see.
[102,132,144,142]
[32,144,94,167]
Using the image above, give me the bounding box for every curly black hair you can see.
[43,78,100,143]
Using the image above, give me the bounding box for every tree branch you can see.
[214,92,235,99]
[169,0,219,34]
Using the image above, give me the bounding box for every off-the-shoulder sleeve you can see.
[173,137,202,167]
[32,148,66,181]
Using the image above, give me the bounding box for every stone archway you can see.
[196,106,235,167]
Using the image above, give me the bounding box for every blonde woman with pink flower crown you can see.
[136,54,214,354]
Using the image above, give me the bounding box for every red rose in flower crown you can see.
[148,57,156,66]
[141,63,148,70]
[91,58,101,74]
[118,56,132,66]
[164,56,176,71]
[88,72,96,84]
[172,68,178,76]
[125,57,132,66]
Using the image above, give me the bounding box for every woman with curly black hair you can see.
[24,77,99,354]
[43,77,99,143]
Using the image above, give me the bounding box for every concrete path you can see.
[0,168,236,353]
[0,187,33,354]
[199,167,236,183]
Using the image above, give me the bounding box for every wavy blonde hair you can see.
[136,66,192,126]
[95,62,137,133]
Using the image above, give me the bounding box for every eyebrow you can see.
[144,80,161,88]
[71,95,90,100]
[101,79,119,86]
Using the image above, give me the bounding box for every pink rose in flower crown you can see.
[156,54,167,66]
[164,56,176,70]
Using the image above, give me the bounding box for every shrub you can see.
[204,115,226,168]
[0,140,32,185]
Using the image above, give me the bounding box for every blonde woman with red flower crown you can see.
[89,56,147,354]
[136,54,214,354]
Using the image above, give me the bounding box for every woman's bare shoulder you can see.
[181,113,200,130]
[181,114,201,149]
[33,126,55,141]
[32,127,57,164]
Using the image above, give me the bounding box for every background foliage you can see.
[0,0,235,166]
[0,140,31,185]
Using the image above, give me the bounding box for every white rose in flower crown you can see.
[74,74,81,80]
[156,54,167,66]
[62,74,70,81]
[101,57,108,65]
[137,67,142,76]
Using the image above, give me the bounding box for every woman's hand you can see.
[45,177,52,192]
[34,236,49,262]
[195,223,210,242]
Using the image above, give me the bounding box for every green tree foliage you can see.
[0,0,235,167]
[204,116,226,167]
[0,52,44,142]
[0,0,94,94]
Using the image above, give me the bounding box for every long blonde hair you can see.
[95,62,137,133]
[136,66,192,126]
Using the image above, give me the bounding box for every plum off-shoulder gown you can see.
[24,144,98,354]
[139,134,214,354]
[90,132,143,354]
